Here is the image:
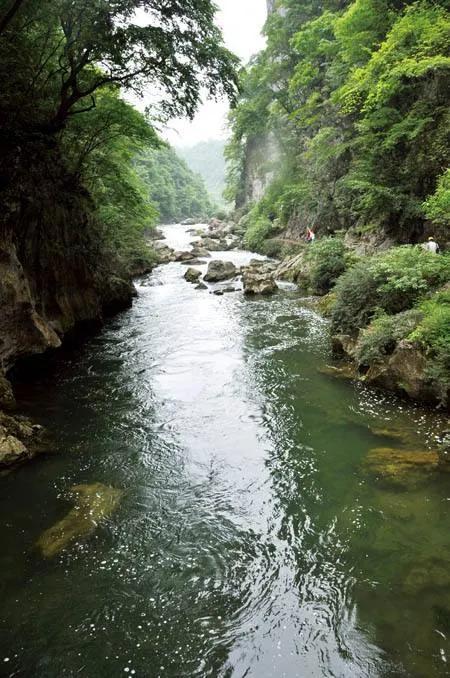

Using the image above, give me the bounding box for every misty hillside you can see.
[177,140,228,208]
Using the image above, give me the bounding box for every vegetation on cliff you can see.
[0,0,237,269]
[226,0,449,405]
[226,0,450,245]
[138,147,214,224]
[0,0,238,374]
[280,240,450,404]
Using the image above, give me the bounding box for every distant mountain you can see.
[177,140,229,208]
[137,146,213,224]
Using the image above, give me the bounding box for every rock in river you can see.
[242,260,278,295]
[36,483,123,558]
[204,260,237,282]
[0,411,45,470]
[173,250,195,262]
[191,246,210,258]
[184,267,202,283]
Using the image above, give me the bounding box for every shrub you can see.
[304,237,348,294]
[243,214,273,251]
[371,246,450,315]
[409,290,450,402]
[331,262,380,333]
[331,246,450,334]
[423,169,450,229]
[356,309,422,364]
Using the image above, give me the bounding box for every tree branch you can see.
[0,0,27,36]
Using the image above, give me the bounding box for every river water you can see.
[1,224,449,678]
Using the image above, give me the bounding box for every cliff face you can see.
[0,143,134,374]
[236,133,279,209]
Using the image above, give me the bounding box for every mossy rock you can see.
[364,447,439,488]
[36,483,123,558]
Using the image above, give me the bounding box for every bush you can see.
[409,289,450,402]
[304,237,348,294]
[371,247,450,314]
[356,309,422,364]
[423,169,450,229]
[331,262,380,333]
[332,246,450,334]
[243,214,273,251]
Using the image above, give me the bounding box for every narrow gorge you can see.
[1,1,449,677]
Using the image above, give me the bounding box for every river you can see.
[0,224,449,678]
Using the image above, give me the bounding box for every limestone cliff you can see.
[0,145,134,373]
[0,143,134,469]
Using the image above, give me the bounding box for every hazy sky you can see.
[161,0,267,147]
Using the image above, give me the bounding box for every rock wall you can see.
[0,146,133,373]
[0,142,134,469]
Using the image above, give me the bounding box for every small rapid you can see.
[0,224,449,678]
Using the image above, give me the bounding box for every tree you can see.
[0,0,239,133]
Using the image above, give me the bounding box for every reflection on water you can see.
[0,224,449,677]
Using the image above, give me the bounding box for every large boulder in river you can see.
[362,340,435,402]
[191,246,210,258]
[204,260,237,282]
[154,242,175,264]
[173,250,195,262]
[184,267,202,283]
[242,260,278,295]
[198,237,223,252]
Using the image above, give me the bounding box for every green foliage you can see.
[0,1,236,276]
[304,238,348,294]
[0,0,239,133]
[423,169,450,228]
[227,0,450,243]
[243,213,273,252]
[409,290,450,399]
[137,147,213,223]
[332,246,450,333]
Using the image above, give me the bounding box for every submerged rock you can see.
[364,447,439,488]
[319,363,358,380]
[204,260,237,282]
[36,483,123,558]
[184,267,202,283]
[195,282,207,290]
[242,260,278,296]
[404,562,450,595]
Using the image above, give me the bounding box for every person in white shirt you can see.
[423,236,439,253]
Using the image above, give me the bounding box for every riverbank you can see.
[271,237,450,410]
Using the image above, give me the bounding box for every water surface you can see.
[1,224,449,677]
